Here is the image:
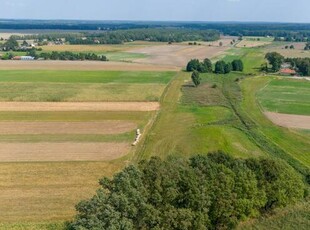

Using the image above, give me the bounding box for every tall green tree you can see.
[265,52,284,72]
[2,36,19,51]
[224,62,232,74]
[215,60,226,74]
[191,70,201,87]
[232,59,244,71]
[199,58,213,73]
[186,59,200,72]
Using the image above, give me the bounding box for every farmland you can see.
[0,64,176,226]
[0,33,310,229]
[236,36,274,48]
[257,78,310,116]
[0,70,174,102]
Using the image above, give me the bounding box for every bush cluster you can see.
[186,58,244,74]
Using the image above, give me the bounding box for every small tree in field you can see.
[191,70,201,87]
[232,59,244,71]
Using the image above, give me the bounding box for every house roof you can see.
[280,68,296,74]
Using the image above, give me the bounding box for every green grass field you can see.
[238,200,310,230]
[241,77,310,168]
[0,70,175,102]
[0,70,174,84]
[220,47,266,74]
[104,52,147,61]
[244,36,274,42]
[135,72,265,161]
[257,78,310,115]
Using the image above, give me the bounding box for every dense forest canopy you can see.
[10,28,220,44]
[68,152,306,230]
[2,20,310,43]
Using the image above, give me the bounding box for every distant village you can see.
[0,36,107,61]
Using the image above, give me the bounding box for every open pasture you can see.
[127,43,229,67]
[257,78,310,116]
[219,47,266,73]
[0,70,174,84]
[0,65,172,223]
[0,70,175,102]
[265,42,310,58]
[236,36,273,48]
[41,44,133,53]
[0,60,179,71]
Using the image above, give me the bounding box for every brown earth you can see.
[128,44,229,67]
[266,42,310,58]
[0,121,136,134]
[265,112,310,130]
[0,142,130,162]
[0,60,179,71]
[0,102,160,112]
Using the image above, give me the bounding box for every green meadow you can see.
[0,70,174,84]
[0,70,176,102]
[257,78,310,115]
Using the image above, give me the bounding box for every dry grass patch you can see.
[264,112,310,130]
[0,142,130,162]
[41,44,133,53]
[265,42,310,58]
[129,44,228,67]
[0,161,125,222]
[0,121,136,134]
[0,102,160,112]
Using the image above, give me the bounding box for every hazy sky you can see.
[1,0,310,23]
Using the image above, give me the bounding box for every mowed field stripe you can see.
[265,112,310,130]
[0,60,179,71]
[0,121,136,134]
[0,142,130,162]
[0,102,160,111]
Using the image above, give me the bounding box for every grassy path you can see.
[134,71,193,161]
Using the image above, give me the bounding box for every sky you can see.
[1,0,310,23]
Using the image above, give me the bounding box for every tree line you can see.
[1,20,309,39]
[66,29,220,44]
[68,152,306,230]
[186,58,243,81]
[29,50,107,61]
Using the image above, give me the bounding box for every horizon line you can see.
[0,18,309,24]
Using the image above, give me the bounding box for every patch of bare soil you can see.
[0,142,130,162]
[0,121,136,134]
[128,44,228,67]
[0,60,179,71]
[0,102,160,112]
[265,112,310,130]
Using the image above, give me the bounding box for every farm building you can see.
[12,56,35,61]
[280,68,296,76]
